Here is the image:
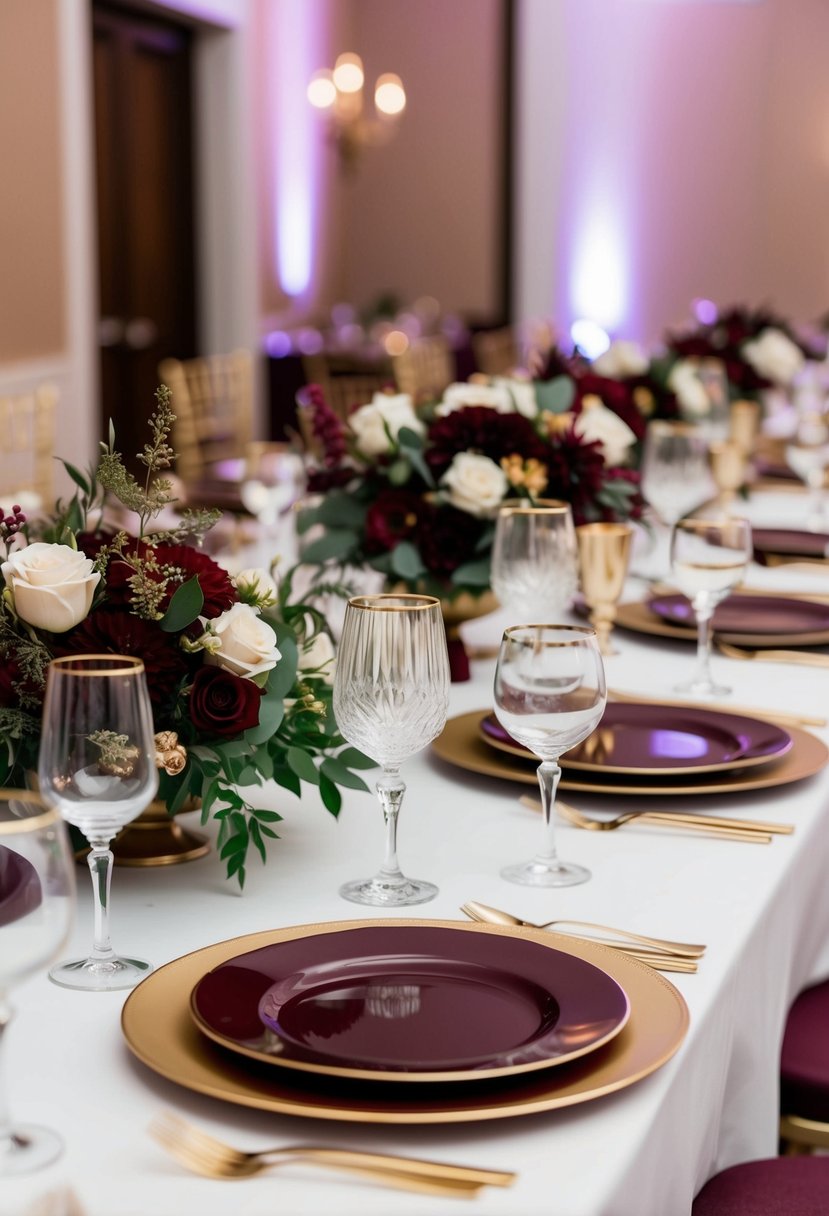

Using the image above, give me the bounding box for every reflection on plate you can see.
[649,593,829,637]
[753,528,829,560]
[122,919,688,1124]
[479,703,791,777]
[433,711,827,798]
[190,924,629,1082]
[614,599,829,649]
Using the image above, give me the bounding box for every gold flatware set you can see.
[519,796,792,845]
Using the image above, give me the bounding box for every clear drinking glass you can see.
[785,408,829,531]
[0,791,74,1174]
[333,594,450,906]
[38,655,158,991]
[670,517,753,696]
[494,625,606,887]
[641,421,714,527]
[240,441,307,530]
[491,500,578,620]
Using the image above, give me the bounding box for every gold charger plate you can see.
[615,599,829,649]
[434,711,828,797]
[121,919,688,1125]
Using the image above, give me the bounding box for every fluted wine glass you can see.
[0,791,74,1174]
[670,517,752,696]
[38,655,158,990]
[333,594,450,906]
[641,422,713,528]
[491,500,578,619]
[494,625,606,887]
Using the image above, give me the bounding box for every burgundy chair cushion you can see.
[781,979,829,1121]
[693,1157,829,1215]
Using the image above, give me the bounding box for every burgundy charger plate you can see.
[752,528,829,561]
[0,846,42,929]
[648,592,829,636]
[190,924,630,1083]
[480,702,791,777]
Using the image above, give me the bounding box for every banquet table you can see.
[6,556,829,1216]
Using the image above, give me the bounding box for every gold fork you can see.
[461,900,705,959]
[150,1113,515,1197]
[716,641,829,668]
[551,799,774,844]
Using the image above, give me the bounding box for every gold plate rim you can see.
[434,712,827,797]
[187,926,631,1083]
[616,599,829,649]
[476,713,793,778]
[121,919,688,1125]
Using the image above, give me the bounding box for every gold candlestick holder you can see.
[576,522,633,657]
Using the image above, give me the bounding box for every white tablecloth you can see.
[6,596,829,1216]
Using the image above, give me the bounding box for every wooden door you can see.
[92,3,197,472]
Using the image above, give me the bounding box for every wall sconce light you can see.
[307,52,406,171]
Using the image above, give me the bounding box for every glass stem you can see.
[376,767,406,881]
[87,845,116,962]
[694,602,714,685]
[535,760,562,863]
[0,994,15,1148]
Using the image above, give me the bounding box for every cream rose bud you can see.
[204,602,281,680]
[592,340,649,379]
[668,360,711,418]
[441,452,509,517]
[349,393,424,457]
[1,542,100,633]
[233,567,278,606]
[298,631,335,682]
[573,399,637,466]
[742,328,805,386]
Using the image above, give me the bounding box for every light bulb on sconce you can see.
[307,52,406,171]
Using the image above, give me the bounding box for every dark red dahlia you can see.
[364,490,426,553]
[61,609,190,709]
[542,427,611,525]
[416,504,485,577]
[152,543,236,619]
[426,407,548,480]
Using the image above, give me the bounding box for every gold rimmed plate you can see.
[615,599,829,649]
[121,919,688,1124]
[434,712,827,798]
[478,703,792,778]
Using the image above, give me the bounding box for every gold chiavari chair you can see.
[472,326,521,377]
[0,383,58,510]
[301,354,392,422]
[158,350,254,484]
[391,335,454,400]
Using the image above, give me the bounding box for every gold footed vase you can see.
[109,798,210,867]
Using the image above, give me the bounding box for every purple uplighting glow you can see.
[264,330,293,358]
[693,298,719,325]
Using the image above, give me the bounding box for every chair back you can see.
[301,355,392,422]
[158,350,254,483]
[472,326,521,377]
[0,383,58,509]
[391,336,454,400]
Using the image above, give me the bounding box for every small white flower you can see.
[668,360,712,419]
[203,602,281,680]
[592,340,649,379]
[742,328,805,387]
[573,398,637,466]
[349,393,424,457]
[1,542,100,633]
[233,567,278,607]
[441,452,509,517]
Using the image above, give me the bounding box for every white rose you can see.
[441,452,509,517]
[349,393,424,457]
[437,382,513,416]
[233,567,278,607]
[573,399,637,466]
[298,631,335,683]
[491,376,539,419]
[1,542,100,633]
[668,360,711,418]
[592,340,649,379]
[204,602,281,680]
[742,328,805,386]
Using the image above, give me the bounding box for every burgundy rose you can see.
[364,490,425,553]
[417,504,485,577]
[61,608,190,709]
[189,666,262,738]
[426,407,547,479]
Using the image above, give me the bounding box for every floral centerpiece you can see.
[0,389,373,886]
[298,377,644,611]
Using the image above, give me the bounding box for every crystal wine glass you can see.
[333,594,450,906]
[38,655,158,990]
[670,517,753,696]
[494,625,606,887]
[0,790,74,1174]
[491,500,578,620]
[785,407,829,531]
[641,421,714,528]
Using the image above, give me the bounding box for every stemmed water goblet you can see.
[640,421,714,577]
[670,517,753,697]
[333,594,450,906]
[38,655,158,990]
[491,500,578,620]
[0,790,74,1174]
[785,407,829,531]
[493,625,606,887]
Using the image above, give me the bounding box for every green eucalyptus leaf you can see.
[300,529,358,564]
[320,758,370,792]
[450,555,492,587]
[390,540,426,582]
[286,746,319,785]
[160,576,204,632]
[319,772,342,817]
[337,747,377,770]
[60,460,91,494]
[535,375,575,415]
